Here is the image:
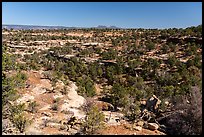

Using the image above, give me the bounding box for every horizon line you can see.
[2,23,201,30]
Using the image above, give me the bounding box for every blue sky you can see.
[2,2,202,29]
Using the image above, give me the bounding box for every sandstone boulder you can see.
[148,123,159,131]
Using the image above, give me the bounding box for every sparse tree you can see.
[82,105,105,135]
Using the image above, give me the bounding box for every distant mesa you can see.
[96,25,120,29]
[2,24,71,30]
[2,24,120,30]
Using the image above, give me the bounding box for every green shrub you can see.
[53,97,61,103]
[76,76,96,97]
[82,105,105,135]
[12,114,29,133]
[9,103,26,118]
[123,99,140,121]
[8,103,30,133]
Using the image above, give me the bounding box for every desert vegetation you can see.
[2,25,202,135]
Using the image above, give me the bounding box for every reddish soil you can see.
[26,71,42,85]
[97,124,165,135]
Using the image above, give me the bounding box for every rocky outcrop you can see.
[60,82,86,119]
[141,95,161,113]
[54,80,65,92]
[6,68,166,135]
[103,111,124,126]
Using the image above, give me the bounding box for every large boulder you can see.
[145,95,161,112]
[148,123,159,131]
[64,94,85,109]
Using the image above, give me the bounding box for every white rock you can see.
[63,97,85,108]
[103,111,124,126]
[133,126,142,131]
[40,116,51,121]
[164,101,169,105]
[32,86,46,95]
[53,93,64,99]
[16,93,34,104]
